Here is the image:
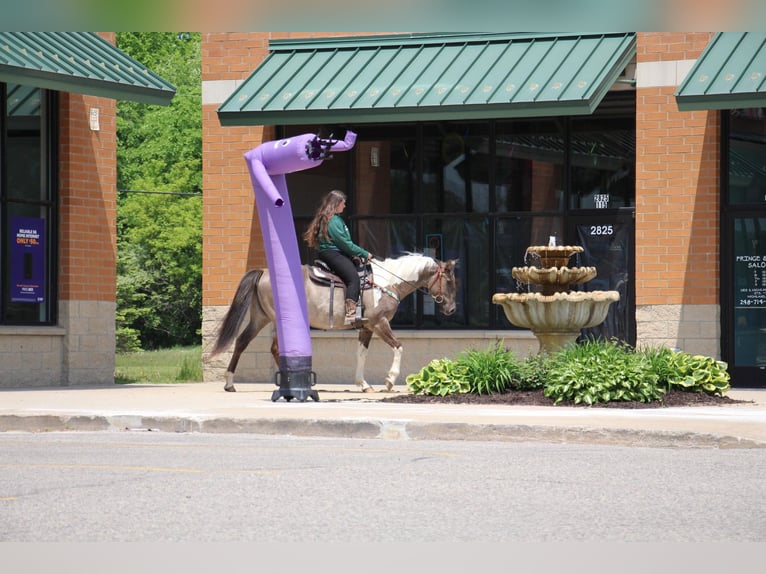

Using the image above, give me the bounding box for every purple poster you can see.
[10,216,45,303]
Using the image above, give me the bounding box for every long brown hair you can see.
[303,190,347,249]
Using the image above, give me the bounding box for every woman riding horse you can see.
[303,190,373,324]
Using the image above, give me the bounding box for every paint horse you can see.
[209,253,458,393]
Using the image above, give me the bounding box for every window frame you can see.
[0,84,58,326]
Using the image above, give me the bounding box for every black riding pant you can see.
[318,249,360,301]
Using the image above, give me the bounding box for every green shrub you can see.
[454,341,521,395]
[404,337,732,405]
[641,346,731,396]
[515,353,552,391]
[543,338,663,405]
[405,358,470,396]
[116,326,142,353]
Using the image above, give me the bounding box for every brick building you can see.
[6,32,759,390]
[0,33,174,387]
[201,32,766,389]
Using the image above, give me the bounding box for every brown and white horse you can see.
[209,253,458,392]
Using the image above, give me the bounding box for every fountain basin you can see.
[492,290,620,353]
[524,245,584,269]
[512,266,597,289]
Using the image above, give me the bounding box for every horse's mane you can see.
[373,252,437,287]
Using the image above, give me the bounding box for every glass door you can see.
[722,108,766,388]
[723,214,766,387]
[567,213,635,346]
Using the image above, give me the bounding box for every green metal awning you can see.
[218,32,636,126]
[675,32,766,111]
[0,32,176,106]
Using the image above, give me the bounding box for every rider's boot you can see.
[345,298,368,326]
[344,299,357,324]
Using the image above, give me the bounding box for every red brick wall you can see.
[637,32,713,61]
[58,33,118,302]
[635,32,719,306]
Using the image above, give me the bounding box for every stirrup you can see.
[346,316,369,328]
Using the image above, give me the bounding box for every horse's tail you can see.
[209,269,263,357]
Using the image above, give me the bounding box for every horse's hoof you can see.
[362,387,375,393]
[224,385,236,392]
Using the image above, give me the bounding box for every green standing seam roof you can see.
[217,32,636,126]
[0,32,176,106]
[675,32,766,112]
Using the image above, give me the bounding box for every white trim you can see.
[636,59,697,89]
[202,79,243,106]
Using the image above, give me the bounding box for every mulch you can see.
[380,389,751,409]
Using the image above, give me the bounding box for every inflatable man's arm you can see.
[249,158,284,207]
[330,130,357,152]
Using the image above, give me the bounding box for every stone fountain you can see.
[492,245,620,353]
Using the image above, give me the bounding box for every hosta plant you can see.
[641,346,731,396]
[405,358,470,396]
[543,338,663,406]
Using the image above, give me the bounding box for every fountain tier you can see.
[492,291,620,353]
[493,245,620,353]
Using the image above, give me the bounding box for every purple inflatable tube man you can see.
[244,130,357,400]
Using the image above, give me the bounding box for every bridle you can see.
[427,263,450,304]
[370,259,451,305]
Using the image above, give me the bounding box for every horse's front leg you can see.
[373,318,403,392]
[386,346,403,392]
[354,328,374,392]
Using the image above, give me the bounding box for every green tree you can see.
[116,33,202,350]
[117,192,202,350]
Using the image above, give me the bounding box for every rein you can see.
[370,258,447,303]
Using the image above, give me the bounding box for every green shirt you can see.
[318,214,369,259]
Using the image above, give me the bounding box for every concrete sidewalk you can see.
[1,382,765,448]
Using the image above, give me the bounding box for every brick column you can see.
[635,32,721,357]
[59,88,118,385]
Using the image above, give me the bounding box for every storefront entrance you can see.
[724,213,766,388]
[722,108,766,388]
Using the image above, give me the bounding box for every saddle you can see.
[308,260,372,328]
[308,260,372,290]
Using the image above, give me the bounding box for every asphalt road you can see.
[0,432,766,542]
[1,432,765,543]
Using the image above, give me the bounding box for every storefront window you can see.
[495,119,566,213]
[283,93,635,332]
[422,122,491,213]
[570,115,635,210]
[0,84,56,325]
[728,108,766,205]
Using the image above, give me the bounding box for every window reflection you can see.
[729,108,766,205]
[570,117,635,209]
[495,120,566,213]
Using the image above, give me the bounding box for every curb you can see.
[2,414,764,449]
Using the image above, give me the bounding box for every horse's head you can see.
[428,259,458,316]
